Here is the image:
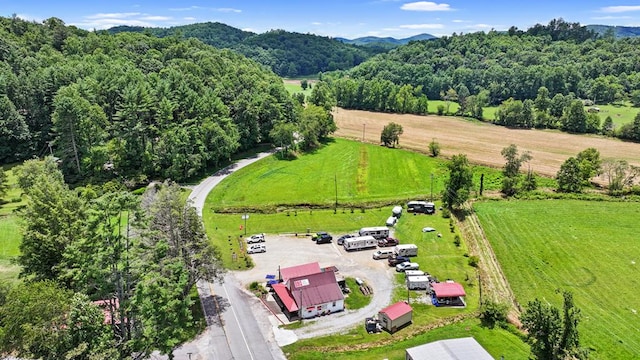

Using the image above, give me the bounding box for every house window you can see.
[332,301,336,306]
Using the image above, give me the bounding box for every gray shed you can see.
[405,337,493,360]
[378,301,412,333]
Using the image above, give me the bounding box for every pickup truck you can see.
[314,231,333,244]
[388,255,410,266]
[378,237,399,247]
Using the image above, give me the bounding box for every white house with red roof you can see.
[272,262,344,319]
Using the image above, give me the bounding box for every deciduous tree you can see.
[380,122,403,147]
[556,157,582,193]
[442,154,473,209]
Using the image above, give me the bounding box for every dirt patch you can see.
[334,108,640,178]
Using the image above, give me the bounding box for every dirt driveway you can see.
[233,233,397,339]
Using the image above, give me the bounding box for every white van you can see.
[385,216,398,226]
[372,249,394,260]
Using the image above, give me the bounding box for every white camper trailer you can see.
[406,275,430,290]
[343,235,378,251]
[358,226,390,240]
[394,244,418,257]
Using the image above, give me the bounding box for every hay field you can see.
[334,109,640,178]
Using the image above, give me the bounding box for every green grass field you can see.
[283,82,313,97]
[282,317,529,359]
[428,100,460,115]
[0,165,25,281]
[475,200,640,359]
[481,102,638,128]
[206,138,506,210]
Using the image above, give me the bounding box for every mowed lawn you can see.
[206,138,450,209]
[475,200,640,359]
[0,165,26,282]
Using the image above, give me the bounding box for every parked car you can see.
[314,231,333,244]
[422,227,436,233]
[378,237,399,247]
[396,262,420,272]
[247,244,266,254]
[388,255,410,266]
[372,249,395,260]
[246,233,265,243]
[337,234,354,245]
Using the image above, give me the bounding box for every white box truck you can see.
[406,275,430,290]
[343,235,378,251]
[394,244,418,257]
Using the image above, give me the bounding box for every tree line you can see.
[107,23,382,77]
[320,19,640,141]
[0,16,336,184]
[0,158,223,359]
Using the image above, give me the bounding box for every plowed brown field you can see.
[334,108,640,178]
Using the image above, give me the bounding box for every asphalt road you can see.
[163,149,285,360]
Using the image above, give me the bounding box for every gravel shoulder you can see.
[233,233,397,339]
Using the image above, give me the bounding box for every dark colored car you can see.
[315,231,333,244]
[378,237,399,247]
[388,255,410,266]
[337,234,354,245]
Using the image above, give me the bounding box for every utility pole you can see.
[430,173,434,202]
[334,174,338,213]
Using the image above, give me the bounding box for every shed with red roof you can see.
[431,281,466,307]
[378,301,412,333]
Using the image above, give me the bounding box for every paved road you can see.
[164,149,285,360]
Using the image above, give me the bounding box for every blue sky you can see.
[4,1,640,38]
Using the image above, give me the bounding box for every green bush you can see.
[468,255,479,268]
[480,300,509,328]
[453,234,461,247]
[441,208,451,218]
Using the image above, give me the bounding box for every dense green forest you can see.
[323,19,640,140]
[0,16,336,184]
[107,23,381,77]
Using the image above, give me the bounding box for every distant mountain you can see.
[106,22,385,77]
[587,24,640,39]
[107,22,254,49]
[335,33,437,47]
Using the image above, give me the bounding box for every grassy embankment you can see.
[476,200,640,359]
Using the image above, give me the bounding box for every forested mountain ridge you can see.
[0,16,302,183]
[324,19,640,140]
[106,22,383,77]
[587,24,640,39]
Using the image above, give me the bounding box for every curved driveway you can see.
[168,149,285,360]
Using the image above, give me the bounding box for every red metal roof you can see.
[280,262,321,282]
[379,301,412,320]
[93,298,120,324]
[290,271,344,307]
[272,283,299,312]
[432,282,466,298]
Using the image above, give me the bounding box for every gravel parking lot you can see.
[233,232,398,340]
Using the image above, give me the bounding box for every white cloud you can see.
[74,12,174,29]
[600,5,640,13]
[399,23,444,29]
[401,2,452,11]
[592,15,632,20]
[169,6,202,11]
[85,12,141,19]
[216,8,241,13]
[311,22,322,25]
[141,16,171,21]
[183,17,197,21]
[382,27,400,31]
[15,13,42,23]
[452,19,469,23]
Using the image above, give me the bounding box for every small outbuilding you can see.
[378,301,413,333]
[405,337,493,360]
[430,281,466,307]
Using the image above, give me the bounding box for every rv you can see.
[343,236,378,251]
[406,275,430,290]
[407,201,435,214]
[359,226,390,240]
[385,216,398,227]
[394,244,418,257]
